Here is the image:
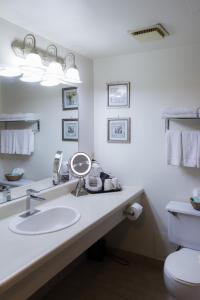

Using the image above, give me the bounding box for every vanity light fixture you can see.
[0,34,82,86]
[63,53,82,84]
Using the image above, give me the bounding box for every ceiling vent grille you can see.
[129,23,169,42]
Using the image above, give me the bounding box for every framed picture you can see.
[62,87,78,110]
[62,119,79,141]
[107,118,131,143]
[107,82,130,108]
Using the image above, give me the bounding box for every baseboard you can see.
[107,247,164,269]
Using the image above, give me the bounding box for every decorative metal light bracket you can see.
[11,34,65,67]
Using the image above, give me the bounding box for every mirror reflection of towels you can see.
[0,129,34,155]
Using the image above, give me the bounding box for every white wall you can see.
[0,18,93,180]
[93,44,200,260]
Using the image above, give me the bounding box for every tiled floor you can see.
[38,254,172,300]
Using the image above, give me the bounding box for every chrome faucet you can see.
[20,189,46,218]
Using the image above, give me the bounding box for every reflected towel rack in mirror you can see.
[164,117,200,132]
[0,114,40,133]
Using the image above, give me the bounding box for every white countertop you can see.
[0,186,143,293]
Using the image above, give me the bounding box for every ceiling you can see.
[0,0,200,59]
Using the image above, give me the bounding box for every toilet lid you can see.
[165,248,200,286]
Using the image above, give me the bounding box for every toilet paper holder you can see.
[123,202,143,221]
[123,206,135,217]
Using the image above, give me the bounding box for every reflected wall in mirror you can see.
[0,78,78,203]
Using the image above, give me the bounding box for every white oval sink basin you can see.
[9,207,81,235]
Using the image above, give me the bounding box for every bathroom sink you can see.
[9,207,81,235]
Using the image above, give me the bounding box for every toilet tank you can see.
[166,201,200,250]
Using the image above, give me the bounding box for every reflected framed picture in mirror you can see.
[107,82,130,108]
[107,118,131,143]
[62,119,79,141]
[62,87,78,110]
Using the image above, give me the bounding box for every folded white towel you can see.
[0,130,15,154]
[162,107,198,119]
[28,130,34,154]
[182,131,198,168]
[15,129,34,155]
[166,130,182,166]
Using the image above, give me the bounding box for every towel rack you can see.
[165,118,199,132]
[0,120,40,133]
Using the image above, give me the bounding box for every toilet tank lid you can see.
[166,201,200,217]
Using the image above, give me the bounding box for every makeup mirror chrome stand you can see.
[69,152,92,197]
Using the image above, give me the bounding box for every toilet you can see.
[164,201,200,300]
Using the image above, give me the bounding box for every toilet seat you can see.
[165,248,200,286]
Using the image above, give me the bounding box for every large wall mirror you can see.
[0,17,93,204]
[0,77,79,203]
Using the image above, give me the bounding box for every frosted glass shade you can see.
[40,78,60,87]
[0,65,22,77]
[20,70,42,83]
[20,53,45,76]
[64,66,82,84]
[20,76,42,83]
[45,61,64,77]
[40,61,64,87]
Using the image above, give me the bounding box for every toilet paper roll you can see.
[126,202,143,221]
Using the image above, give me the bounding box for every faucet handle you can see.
[26,189,40,197]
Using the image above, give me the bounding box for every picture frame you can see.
[107,118,131,143]
[107,82,130,108]
[62,119,79,141]
[62,87,78,110]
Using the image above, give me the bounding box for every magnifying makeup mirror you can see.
[69,152,92,197]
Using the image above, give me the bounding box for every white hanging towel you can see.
[182,131,198,168]
[14,129,34,155]
[166,130,182,166]
[0,130,15,154]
